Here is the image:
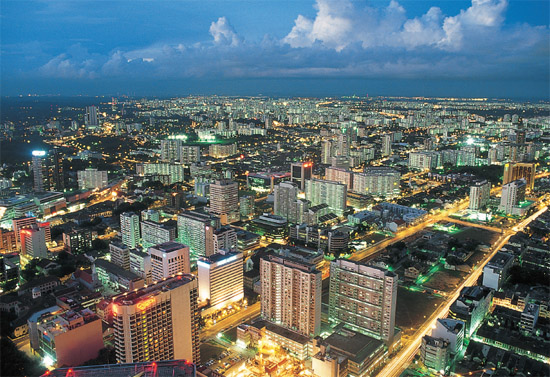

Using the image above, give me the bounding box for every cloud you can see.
[209,17,241,46]
[22,0,548,85]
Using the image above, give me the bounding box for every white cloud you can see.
[31,0,547,84]
[209,17,241,46]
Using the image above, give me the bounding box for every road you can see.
[350,199,470,263]
[440,216,503,233]
[200,302,261,342]
[377,205,548,377]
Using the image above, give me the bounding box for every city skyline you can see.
[2,0,549,98]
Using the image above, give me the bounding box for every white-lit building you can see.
[482,252,514,291]
[21,224,48,259]
[149,242,191,281]
[305,179,347,217]
[140,220,177,249]
[77,168,108,190]
[197,250,243,310]
[498,179,527,215]
[408,151,440,170]
[469,180,491,210]
[273,181,299,221]
[120,212,140,249]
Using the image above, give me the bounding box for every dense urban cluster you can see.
[0,95,549,377]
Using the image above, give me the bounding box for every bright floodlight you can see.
[466,137,474,145]
[32,150,47,157]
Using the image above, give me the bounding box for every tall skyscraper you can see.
[85,106,99,129]
[260,253,322,337]
[32,149,64,192]
[177,211,219,257]
[197,250,243,310]
[468,180,491,210]
[13,216,38,250]
[381,134,392,157]
[503,162,535,191]
[498,179,527,215]
[305,179,347,216]
[290,162,313,191]
[148,242,191,281]
[329,260,398,345]
[112,275,200,363]
[120,212,140,249]
[209,180,239,225]
[273,181,299,221]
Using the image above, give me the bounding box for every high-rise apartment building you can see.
[329,260,397,345]
[120,212,140,249]
[498,179,527,215]
[273,181,299,221]
[260,253,322,337]
[353,167,400,198]
[160,139,182,162]
[77,168,108,190]
[408,151,440,170]
[321,140,334,164]
[141,209,160,222]
[180,145,201,165]
[140,220,177,249]
[290,162,313,191]
[21,224,49,259]
[85,106,99,129]
[62,229,92,254]
[177,211,219,257]
[140,163,185,184]
[381,134,392,157]
[110,239,130,270]
[503,162,535,191]
[197,250,243,310]
[325,167,353,190]
[209,180,239,225]
[32,149,64,192]
[212,226,237,254]
[305,179,347,217]
[209,143,237,158]
[468,180,491,210]
[149,242,191,281]
[112,275,200,363]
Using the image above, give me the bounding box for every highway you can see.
[377,205,548,377]
[200,302,261,342]
[440,216,503,233]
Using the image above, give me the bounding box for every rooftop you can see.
[42,359,195,377]
[325,328,385,364]
[111,274,195,307]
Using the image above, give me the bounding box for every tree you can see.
[92,238,108,251]
[21,259,40,282]
[0,337,46,377]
